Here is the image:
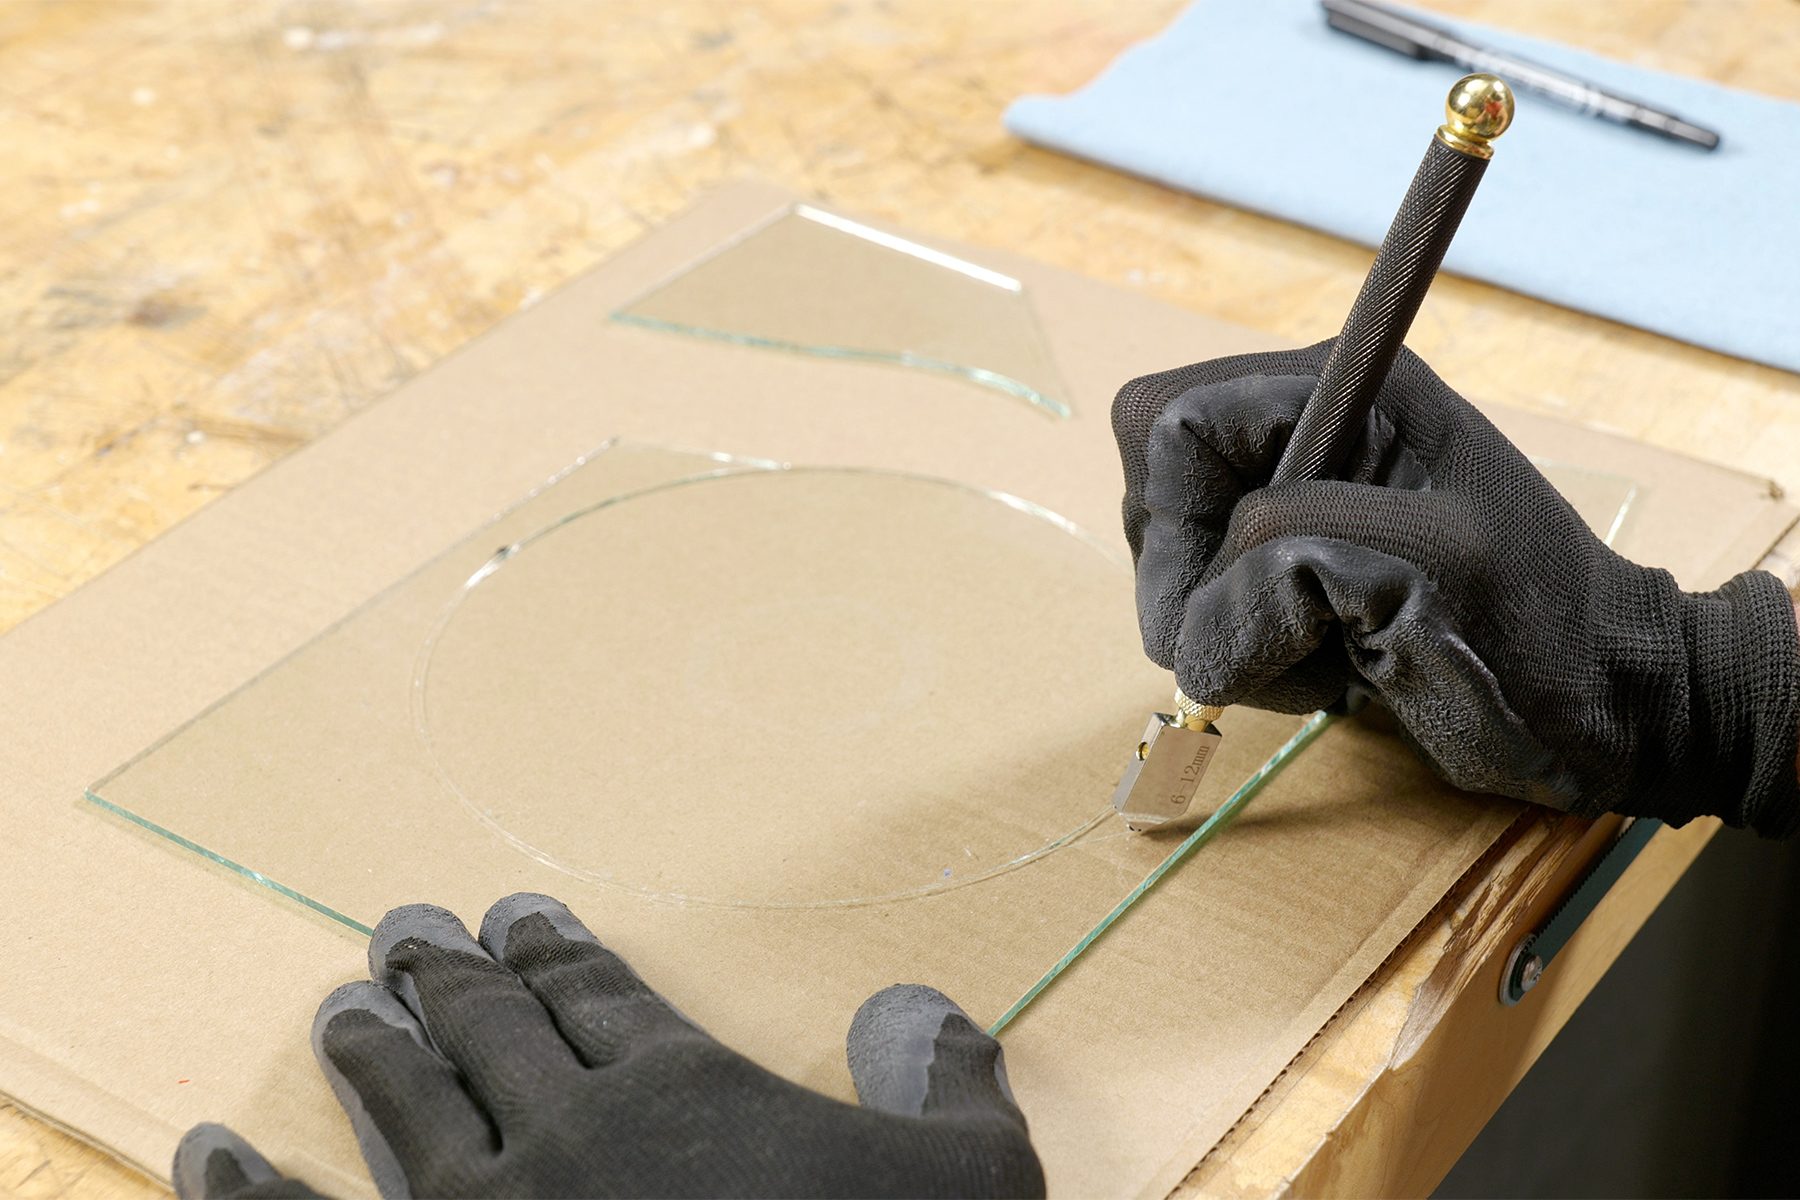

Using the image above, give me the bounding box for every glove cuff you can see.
[1680,570,1800,837]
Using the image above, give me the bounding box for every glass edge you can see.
[1603,482,1641,548]
[987,710,1337,1037]
[84,789,375,936]
[1530,456,1642,548]
[608,311,1072,419]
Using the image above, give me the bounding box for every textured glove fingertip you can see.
[476,892,598,961]
[848,983,1026,1130]
[173,1124,325,1200]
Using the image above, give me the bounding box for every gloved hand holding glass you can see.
[175,894,1043,1200]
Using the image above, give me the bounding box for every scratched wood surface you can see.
[4,2,1798,1196]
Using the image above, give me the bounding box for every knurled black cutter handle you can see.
[1270,74,1515,488]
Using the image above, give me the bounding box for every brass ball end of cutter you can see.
[1438,74,1515,158]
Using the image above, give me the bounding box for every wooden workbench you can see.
[3,2,1797,1195]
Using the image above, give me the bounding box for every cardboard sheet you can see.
[2,182,1793,1197]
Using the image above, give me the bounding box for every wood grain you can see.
[0,1103,161,1200]
[4,1,1797,1194]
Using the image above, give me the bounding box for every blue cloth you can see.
[1005,0,1800,375]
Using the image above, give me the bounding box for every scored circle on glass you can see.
[413,467,1163,908]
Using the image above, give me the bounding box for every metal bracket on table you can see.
[1499,816,1663,1006]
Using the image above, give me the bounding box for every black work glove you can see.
[174,894,1043,1199]
[1113,340,1800,836]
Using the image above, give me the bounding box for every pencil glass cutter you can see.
[1113,73,1515,831]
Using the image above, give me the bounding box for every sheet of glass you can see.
[88,445,1644,923]
[87,443,1646,928]
[83,441,1647,1191]
[611,206,1072,417]
[87,443,1309,1018]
